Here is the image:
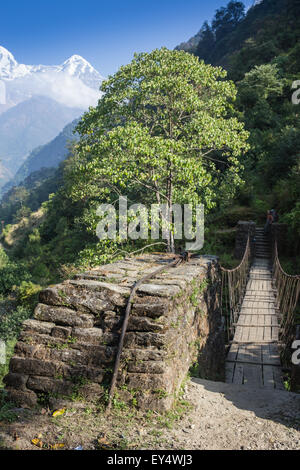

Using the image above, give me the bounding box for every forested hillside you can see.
[0,97,81,184]
[0,119,79,197]
[178,0,300,259]
[178,0,300,77]
[0,0,299,372]
[8,119,79,188]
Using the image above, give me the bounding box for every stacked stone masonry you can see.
[5,253,224,411]
[235,221,288,260]
[234,221,256,260]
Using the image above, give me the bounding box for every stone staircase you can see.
[254,227,272,260]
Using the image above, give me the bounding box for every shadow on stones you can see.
[190,261,226,383]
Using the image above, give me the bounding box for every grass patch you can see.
[0,338,16,387]
[0,401,18,423]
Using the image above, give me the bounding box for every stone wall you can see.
[234,221,256,260]
[4,254,224,411]
[270,223,288,256]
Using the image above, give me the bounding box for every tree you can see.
[212,1,245,42]
[237,64,284,133]
[8,186,29,209]
[196,22,216,62]
[70,48,249,252]
[238,64,283,103]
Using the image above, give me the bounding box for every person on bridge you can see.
[264,210,273,234]
[270,209,279,223]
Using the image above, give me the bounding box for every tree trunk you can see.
[167,170,175,254]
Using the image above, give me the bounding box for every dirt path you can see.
[1,377,299,450]
[162,378,300,450]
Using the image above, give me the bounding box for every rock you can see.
[67,280,130,308]
[125,372,173,392]
[103,313,166,333]
[137,283,180,297]
[78,383,104,401]
[148,278,188,289]
[128,316,167,333]
[121,348,166,362]
[124,332,167,349]
[26,376,73,395]
[102,311,122,330]
[72,327,103,344]
[10,357,61,377]
[23,319,55,335]
[39,284,115,314]
[126,360,165,374]
[131,300,169,318]
[34,304,94,328]
[51,326,72,339]
[63,364,105,384]
[6,388,37,408]
[136,392,174,412]
[68,343,116,364]
[3,373,29,391]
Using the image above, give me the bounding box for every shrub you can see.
[0,247,9,269]
[0,306,31,343]
[0,339,17,388]
[15,281,42,308]
[0,262,32,295]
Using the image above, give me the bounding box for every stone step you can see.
[255,253,271,256]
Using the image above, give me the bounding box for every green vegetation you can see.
[0,396,19,423]
[71,48,248,252]
[0,46,250,294]
[188,0,300,265]
[0,0,299,395]
[190,279,208,307]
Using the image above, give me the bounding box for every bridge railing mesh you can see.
[220,235,252,342]
[272,239,300,362]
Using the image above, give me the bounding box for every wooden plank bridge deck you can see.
[226,227,285,390]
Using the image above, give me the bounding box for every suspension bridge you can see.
[222,226,300,389]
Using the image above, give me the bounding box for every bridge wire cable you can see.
[220,234,252,342]
[271,238,300,362]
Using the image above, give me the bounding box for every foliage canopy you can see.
[70,48,249,251]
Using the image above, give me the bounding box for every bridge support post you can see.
[234,221,256,260]
[4,254,224,411]
[270,223,288,256]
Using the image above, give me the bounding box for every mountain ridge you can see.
[0,46,104,85]
[0,96,82,175]
[3,118,79,193]
[0,46,104,187]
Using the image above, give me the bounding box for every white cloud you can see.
[5,70,101,109]
[0,80,6,104]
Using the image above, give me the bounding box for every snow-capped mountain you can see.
[0,46,104,111]
[60,55,104,89]
[0,46,20,79]
[0,46,104,85]
[0,46,105,187]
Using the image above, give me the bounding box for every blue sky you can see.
[1,0,253,77]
